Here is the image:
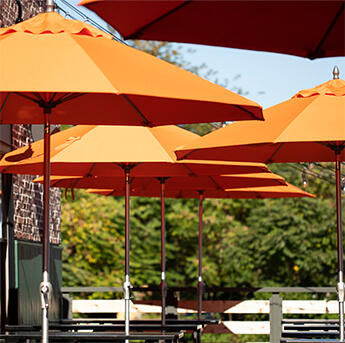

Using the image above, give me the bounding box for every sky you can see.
[56,0,345,110]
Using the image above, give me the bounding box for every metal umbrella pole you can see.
[123,166,133,342]
[40,106,52,343]
[158,178,169,327]
[40,5,56,343]
[335,150,345,342]
[329,66,345,342]
[197,191,205,321]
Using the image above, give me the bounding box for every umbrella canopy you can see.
[86,182,315,199]
[176,70,345,340]
[80,0,345,59]
[176,77,345,163]
[0,12,263,125]
[34,172,287,190]
[0,124,272,177]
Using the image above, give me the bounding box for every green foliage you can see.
[61,190,126,289]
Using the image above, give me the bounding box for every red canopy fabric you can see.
[80,0,345,59]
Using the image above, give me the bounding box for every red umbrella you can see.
[80,0,345,59]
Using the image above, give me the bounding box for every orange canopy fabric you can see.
[85,182,314,200]
[0,124,272,177]
[34,172,287,191]
[0,12,263,125]
[176,78,345,163]
[80,0,345,59]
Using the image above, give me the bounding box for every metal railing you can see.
[61,286,338,342]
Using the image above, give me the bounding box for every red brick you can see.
[2,1,60,244]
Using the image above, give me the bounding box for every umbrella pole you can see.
[197,191,205,321]
[335,151,344,342]
[159,178,168,327]
[41,107,52,343]
[123,166,133,341]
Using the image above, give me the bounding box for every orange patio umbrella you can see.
[0,11,263,338]
[80,0,345,59]
[87,182,315,200]
[0,12,263,127]
[35,171,290,323]
[81,180,314,321]
[1,124,276,330]
[0,125,272,177]
[176,67,345,340]
[36,173,286,191]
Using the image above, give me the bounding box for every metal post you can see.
[158,178,168,327]
[269,293,282,343]
[1,174,13,331]
[197,191,205,322]
[123,167,132,342]
[335,151,344,342]
[40,107,52,343]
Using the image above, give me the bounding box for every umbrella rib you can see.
[181,163,197,176]
[208,176,222,190]
[309,1,345,59]
[125,0,192,39]
[142,177,156,191]
[13,92,41,105]
[0,93,11,120]
[265,142,285,163]
[121,95,152,126]
[86,163,97,177]
[178,148,200,160]
[32,92,45,102]
[70,179,80,189]
[255,191,263,199]
[13,92,85,109]
[114,162,142,170]
[318,141,345,152]
[55,93,85,105]
[233,104,262,120]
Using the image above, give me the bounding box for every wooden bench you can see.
[55,318,220,342]
[281,319,341,342]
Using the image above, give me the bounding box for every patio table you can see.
[55,318,220,342]
[5,323,201,333]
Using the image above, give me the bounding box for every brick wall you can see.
[0,0,45,28]
[12,125,61,244]
[1,1,61,245]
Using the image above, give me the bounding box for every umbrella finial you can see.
[46,0,55,12]
[333,66,340,79]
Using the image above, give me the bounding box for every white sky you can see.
[57,0,345,109]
